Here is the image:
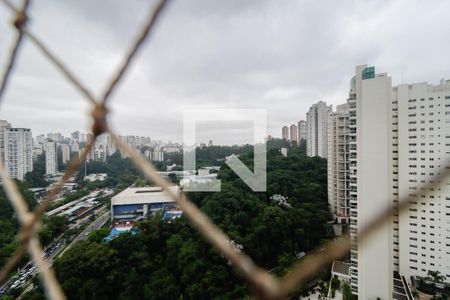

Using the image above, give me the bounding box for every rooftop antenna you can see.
[401,68,405,84]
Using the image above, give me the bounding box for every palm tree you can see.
[428,271,445,284]
[427,271,446,299]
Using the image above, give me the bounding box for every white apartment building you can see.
[35,134,46,144]
[393,79,450,285]
[347,65,394,299]
[331,65,450,299]
[298,120,307,142]
[327,104,350,224]
[45,140,58,175]
[282,125,289,140]
[2,127,33,180]
[106,135,116,156]
[0,120,11,163]
[60,144,71,164]
[306,101,332,158]
[70,141,80,153]
[47,132,62,142]
[145,148,164,162]
[88,142,107,162]
[289,124,298,144]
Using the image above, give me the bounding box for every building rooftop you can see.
[111,186,180,205]
[332,261,350,277]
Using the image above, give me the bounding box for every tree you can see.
[39,215,67,246]
[428,270,445,284]
[50,144,332,299]
[427,270,446,298]
[331,275,340,293]
[342,282,356,300]
[168,173,178,183]
[88,228,110,243]
[53,241,119,300]
[25,153,49,187]
[0,181,36,267]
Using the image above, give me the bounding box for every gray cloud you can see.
[1,0,449,144]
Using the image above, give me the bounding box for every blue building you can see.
[111,186,179,222]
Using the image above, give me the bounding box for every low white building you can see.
[111,186,179,222]
[84,173,107,182]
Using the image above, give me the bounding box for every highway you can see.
[60,210,110,256]
[0,239,65,297]
[1,186,114,298]
[1,211,110,298]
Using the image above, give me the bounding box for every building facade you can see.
[289,124,298,144]
[298,120,307,142]
[45,140,58,175]
[306,101,332,158]
[111,186,179,222]
[282,126,289,140]
[2,127,33,180]
[327,104,350,224]
[328,65,450,298]
[61,144,71,164]
[393,79,450,285]
[348,65,394,299]
[0,120,11,164]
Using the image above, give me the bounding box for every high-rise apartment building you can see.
[329,65,450,299]
[0,120,11,164]
[70,141,79,153]
[297,120,306,142]
[327,104,350,224]
[347,65,394,299]
[282,126,289,140]
[61,144,71,164]
[47,132,62,142]
[71,130,80,141]
[45,140,58,175]
[289,124,298,144]
[145,147,164,162]
[106,135,116,156]
[306,101,332,158]
[393,79,450,286]
[35,134,45,145]
[2,127,33,180]
[87,141,107,162]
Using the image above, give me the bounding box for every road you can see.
[1,187,114,298]
[0,239,65,297]
[1,211,110,298]
[60,210,110,256]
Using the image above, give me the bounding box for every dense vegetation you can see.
[164,139,295,168]
[22,145,332,299]
[0,181,36,268]
[77,153,141,190]
[0,181,70,276]
[0,181,67,270]
[24,153,49,188]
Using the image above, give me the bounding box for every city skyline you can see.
[1,1,450,144]
[1,1,449,299]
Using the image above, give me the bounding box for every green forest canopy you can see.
[38,146,333,300]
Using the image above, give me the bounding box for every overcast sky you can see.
[1,0,449,144]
